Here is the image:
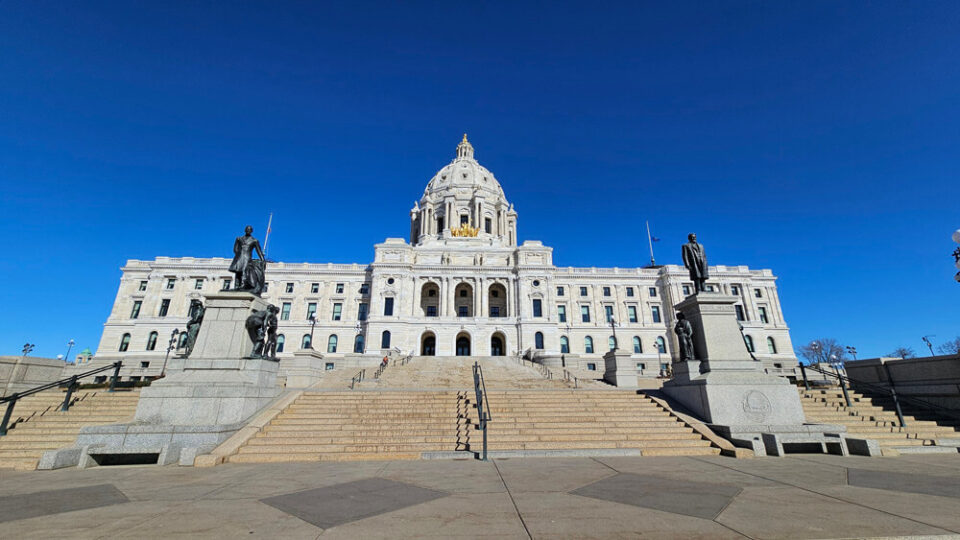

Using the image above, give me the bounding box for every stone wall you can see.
[844,354,960,410]
[0,356,65,397]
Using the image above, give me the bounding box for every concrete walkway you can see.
[2,454,960,539]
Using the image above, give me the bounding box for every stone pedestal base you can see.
[603,350,637,388]
[284,349,327,388]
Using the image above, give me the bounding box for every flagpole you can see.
[263,212,273,258]
[646,221,656,266]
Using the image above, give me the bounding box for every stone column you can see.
[473,277,480,318]
[478,276,486,318]
[412,277,421,318]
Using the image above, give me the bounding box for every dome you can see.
[421,135,507,203]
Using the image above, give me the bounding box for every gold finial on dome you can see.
[462,133,468,143]
[456,133,474,159]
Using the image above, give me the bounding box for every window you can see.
[158,299,170,317]
[636,363,646,371]
[758,307,769,324]
[532,280,540,287]
[301,334,312,349]
[437,217,444,231]
[458,306,468,317]
[584,336,594,354]
[383,297,394,316]
[360,283,369,295]
[178,333,188,348]
[140,361,150,369]
[744,335,755,353]
[460,214,469,225]
[489,306,499,317]
[489,289,497,298]
[532,299,542,317]
[276,335,285,353]
[656,337,666,354]
[427,305,438,317]
[94,376,107,384]
[587,362,596,371]
[358,303,369,321]
[535,332,544,349]
[459,289,467,297]
[194,278,204,290]
[485,217,492,233]
[660,363,669,372]
[767,337,777,354]
[166,278,176,290]
[648,287,657,297]
[579,286,588,296]
[222,279,232,290]
[603,287,611,297]
[327,334,338,353]
[311,283,319,294]
[381,330,391,349]
[735,305,746,321]
[130,301,142,319]
[388,278,395,285]
[354,334,365,353]
[332,303,342,321]
[651,305,661,323]
[581,306,591,323]
[754,288,763,298]
[336,283,344,294]
[608,336,617,351]
[682,285,690,295]
[627,306,638,323]
[605,305,614,322]
[146,331,158,351]
[325,362,335,370]
[281,302,291,320]
[138,281,147,292]
[626,287,634,297]
[557,305,566,323]
[557,286,564,296]
[560,336,569,353]
[119,333,131,352]
[633,336,642,353]
[307,303,317,320]
[731,285,739,295]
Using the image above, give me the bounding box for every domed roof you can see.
[421,135,507,202]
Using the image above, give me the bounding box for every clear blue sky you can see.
[1,2,957,360]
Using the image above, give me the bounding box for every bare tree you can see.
[797,338,847,365]
[888,346,915,359]
[936,337,960,355]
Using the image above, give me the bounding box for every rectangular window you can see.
[158,299,170,317]
[557,286,564,296]
[557,305,566,323]
[138,281,147,292]
[358,303,369,321]
[130,301,142,319]
[222,279,232,290]
[325,363,335,371]
[731,285,739,295]
[311,283,319,294]
[705,285,715,292]
[683,285,690,295]
[140,361,150,369]
[437,217,444,231]
[490,306,499,317]
[581,305,590,323]
[603,287,611,297]
[758,306,769,324]
[754,288,763,298]
[166,278,176,290]
[626,287,634,297]
[587,363,597,371]
[336,283,344,294]
[285,283,294,293]
[281,302,291,320]
[360,283,369,295]
[460,214,469,225]
[307,303,317,320]
[383,297,394,316]
[580,286,588,296]
[194,278,204,290]
[651,305,661,323]
[605,305,614,322]
[648,287,657,297]
[532,299,542,317]
[627,306,638,323]
[332,303,342,321]
[485,217,492,234]
[458,305,468,317]
[636,363,646,371]
[427,305,438,317]
[735,305,746,321]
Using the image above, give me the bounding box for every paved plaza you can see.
[2,454,960,539]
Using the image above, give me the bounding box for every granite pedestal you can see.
[603,349,637,388]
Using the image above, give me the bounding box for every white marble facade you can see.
[78,136,798,382]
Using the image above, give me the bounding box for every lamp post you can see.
[609,316,620,350]
[160,329,180,378]
[922,335,935,356]
[64,339,75,364]
[308,313,317,349]
[810,341,822,364]
[952,229,960,283]
[21,343,34,358]
[845,346,857,361]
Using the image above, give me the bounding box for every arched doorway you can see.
[456,333,471,356]
[490,333,505,356]
[421,332,436,356]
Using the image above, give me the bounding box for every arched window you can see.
[560,336,569,354]
[146,331,158,351]
[767,337,777,354]
[327,334,338,353]
[656,336,666,354]
[119,333,131,352]
[178,332,188,348]
[633,336,642,354]
[535,332,544,350]
[608,336,617,351]
[354,334,365,353]
[276,335,285,353]
[301,334,312,349]
[744,335,755,353]
[381,330,391,349]
[584,336,594,354]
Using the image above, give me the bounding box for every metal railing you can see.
[563,369,579,389]
[0,361,122,436]
[516,355,552,380]
[799,362,960,428]
[472,361,492,461]
[349,369,366,390]
[374,362,387,379]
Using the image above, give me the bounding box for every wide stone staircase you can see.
[799,387,960,455]
[0,389,141,470]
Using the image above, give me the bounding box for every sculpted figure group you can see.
[245,304,279,361]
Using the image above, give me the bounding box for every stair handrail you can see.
[800,362,960,428]
[349,368,365,390]
[0,361,123,436]
[472,361,492,461]
[563,369,579,389]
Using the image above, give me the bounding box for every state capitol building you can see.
[84,136,797,383]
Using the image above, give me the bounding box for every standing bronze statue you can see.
[674,312,695,361]
[183,300,205,357]
[229,225,266,296]
[681,233,709,293]
[245,304,280,360]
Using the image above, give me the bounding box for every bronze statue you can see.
[183,300,205,357]
[674,312,695,361]
[229,225,266,296]
[681,233,709,293]
[245,304,280,360]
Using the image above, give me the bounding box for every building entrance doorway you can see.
[456,334,471,356]
[421,334,436,356]
[490,335,504,356]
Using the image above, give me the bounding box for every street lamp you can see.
[608,317,620,350]
[64,339,75,364]
[308,313,317,349]
[21,343,35,358]
[810,341,822,364]
[160,329,180,378]
[922,335,935,356]
[845,346,857,361]
[952,229,960,283]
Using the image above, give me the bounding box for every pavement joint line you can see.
[690,457,960,535]
[492,458,533,540]
[590,456,622,474]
